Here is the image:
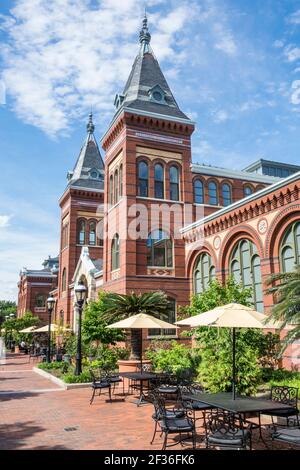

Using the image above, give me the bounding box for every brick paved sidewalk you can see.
[0,353,292,450]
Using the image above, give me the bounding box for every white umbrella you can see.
[19,326,38,333]
[107,313,178,369]
[176,303,283,399]
[33,324,72,333]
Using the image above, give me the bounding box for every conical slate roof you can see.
[67,113,104,191]
[114,16,190,121]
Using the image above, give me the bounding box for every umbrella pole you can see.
[140,328,143,371]
[232,327,236,400]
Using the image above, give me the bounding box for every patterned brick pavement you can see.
[0,353,294,450]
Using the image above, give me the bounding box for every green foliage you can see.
[2,311,40,343]
[82,293,125,345]
[262,368,300,391]
[196,328,266,395]
[0,300,17,321]
[146,341,200,375]
[63,370,92,383]
[181,277,253,320]
[38,361,69,373]
[100,290,170,323]
[266,267,300,350]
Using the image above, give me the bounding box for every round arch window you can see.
[153,91,163,101]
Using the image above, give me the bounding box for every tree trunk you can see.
[130,329,142,360]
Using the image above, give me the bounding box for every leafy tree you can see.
[2,311,40,345]
[100,291,170,360]
[0,300,17,324]
[266,267,300,350]
[146,341,201,376]
[181,278,280,395]
[82,293,125,346]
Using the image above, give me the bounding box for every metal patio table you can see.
[118,371,161,406]
[182,392,295,447]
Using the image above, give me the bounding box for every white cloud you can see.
[0,0,192,136]
[0,215,11,228]
[284,45,300,62]
[213,23,237,56]
[291,80,300,105]
[213,109,229,123]
[288,9,300,25]
[273,40,284,48]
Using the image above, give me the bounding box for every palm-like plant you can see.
[100,291,170,360]
[266,267,300,349]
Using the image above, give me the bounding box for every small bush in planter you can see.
[63,370,92,383]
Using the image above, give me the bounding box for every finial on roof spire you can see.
[139,11,151,54]
[87,111,95,134]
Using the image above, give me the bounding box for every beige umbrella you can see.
[33,324,72,333]
[19,326,38,333]
[107,313,178,368]
[176,303,283,399]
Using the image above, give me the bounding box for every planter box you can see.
[33,366,92,390]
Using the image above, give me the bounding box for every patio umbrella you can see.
[33,324,72,333]
[19,326,38,333]
[176,303,283,399]
[106,313,178,370]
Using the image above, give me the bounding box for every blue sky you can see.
[1,0,300,301]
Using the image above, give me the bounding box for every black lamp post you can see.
[8,313,15,350]
[46,295,55,363]
[74,280,87,376]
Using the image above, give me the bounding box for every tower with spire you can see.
[55,114,105,325]
[101,15,195,317]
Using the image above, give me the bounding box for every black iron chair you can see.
[204,409,252,450]
[179,383,213,433]
[270,424,300,449]
[261,386,299,426]
[105,371,124,396]
[89,369,112,404]
[149,392,196,450]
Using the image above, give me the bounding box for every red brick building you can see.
[17,18,300,367]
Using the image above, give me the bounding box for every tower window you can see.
[169,165,179,201]
[244,185,253,197]
[147,229,173,267]
[208,181,218,205]
[138,161,148,197]
[119,164,123,197]
[222,183,232,206]
[114,169,119,204]
[154,163,164,199]
[77,219,86,245]
[194,179,204,204]
[111,234,120,271]
[62,268,67,292]
[109,175,113,205]
[88,221,96,246]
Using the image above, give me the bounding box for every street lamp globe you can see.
[47,295,55,311]
[75,281,87,304]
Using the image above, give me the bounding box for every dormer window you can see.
[148,85,167,104]
[114,93,125,109]
[90,169,99,179]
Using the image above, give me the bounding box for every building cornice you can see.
[191,163,279,184]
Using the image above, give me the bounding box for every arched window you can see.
[230,239,263,312]
[88,220,96,246]
[114,169,119,204]
[109,175,113,205]
[147,230,173,267]
[154,163,164,199]
[119,164,123,197]
[138,161,148,197]
[280,221,300,272]
[222,183,232,206]
[169,165,179,201]
[244,185,253,197]
[208,181,218,205]
[111,234,120,271]
[194,179,204,204]
[77,219,86,245]
[193,253,215,294]
[35,294,46,308]
[62,268,67,292]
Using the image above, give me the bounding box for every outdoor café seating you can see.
[204,409,253,450]
[89,369,112,404]
[261,385,299,426]
[270,425,300,449]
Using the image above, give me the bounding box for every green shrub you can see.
[38,361,69,373]
[262,369,300,391]
[63,370,92,383]
[146,341,200,375]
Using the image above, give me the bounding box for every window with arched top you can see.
[138,161,148,197]
[111,234,120,271]
[109,175,114,205]
[208,181,218,205]
[147,229,173,267]
[244,185,253,197]
[62,268,67,292]
[222,183,232,206]
[194,179,204,204]
[230,239,263,312]
[114,169,119,204]
[280,221,300,272]
[119,164,123,197]
[88,220,96,246]
[154,163,164,199]
[35,294,46,308]
[169,165,179,201]
[77,219,86,245]
[193,253,215,294]
[148,297,177,337]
